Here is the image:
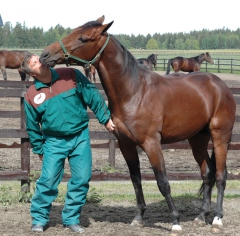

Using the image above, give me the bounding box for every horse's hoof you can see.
[171,224,182,231]
[211,217,223,234]
[130,220,145,227]
[192,217,206,227]
[170,225,182,236]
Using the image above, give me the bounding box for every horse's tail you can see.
[198,150,220,196]
[166,59,173,75]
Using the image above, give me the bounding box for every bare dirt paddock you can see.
[0,68,240,235]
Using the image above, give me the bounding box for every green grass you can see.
[0,180,239,205]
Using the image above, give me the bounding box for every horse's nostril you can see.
[40,51,50,63]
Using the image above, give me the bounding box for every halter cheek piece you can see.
[59,34,110,68]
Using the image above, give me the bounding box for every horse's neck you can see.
[198,54,206,63]
[96,38,139,107]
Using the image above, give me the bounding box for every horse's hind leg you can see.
[209,129,232,233]
[18,69,30,88]
[118,141,146,227]
[188,130,214,225]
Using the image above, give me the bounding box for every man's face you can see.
[28,55,48,76]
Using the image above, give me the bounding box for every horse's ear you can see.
[101,21,114,33]
[97,15,105,24]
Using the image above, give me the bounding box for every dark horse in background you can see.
[138,53,158,70]
[0,50,30,81]
[39,16,236,234]
[83,64,96,83]
[166,52,214,75]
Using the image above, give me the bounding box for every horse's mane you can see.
[192,53,205,59]
[111,35,139,83]
[73,20,103,33]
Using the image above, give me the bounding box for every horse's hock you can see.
[0,68,240,183]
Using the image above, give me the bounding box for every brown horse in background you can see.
[39,16,236,234]
[0,50,30,81]
[166,52,214,75]
[138,53,158,70]
[83,64,96,83]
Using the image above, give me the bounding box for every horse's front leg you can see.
[18,69,27,81]
[0,66,7,80]
[142,139,182,232]
[118,140,146,227]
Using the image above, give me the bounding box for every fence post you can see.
[20,97,30,193]
[108,140,116,168]
[231,59,233,73]
[218,58,220,72]
[205,61,208,72]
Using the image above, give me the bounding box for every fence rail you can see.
[0,79,240,187]
[156,58,240,74]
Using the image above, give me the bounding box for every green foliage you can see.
[174,39,185,50]
[86,187,102,203]
[0,185,14,206]
[1,21,240,50]
[100,163,116,173]
[18,190,32,203]
[146,38,159,50]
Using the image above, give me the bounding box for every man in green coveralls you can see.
[21,53,115,233]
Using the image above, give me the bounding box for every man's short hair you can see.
[21,52,36,74]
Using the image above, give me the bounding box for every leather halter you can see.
[59,34,110,68]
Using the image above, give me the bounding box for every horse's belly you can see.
[161,117,209,143]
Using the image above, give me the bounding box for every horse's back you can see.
[164,72,230,92]
[4,50,27,68]
[162,72,235,113]
[149,72,236,142]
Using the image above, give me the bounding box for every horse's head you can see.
[40,15,114,68]
[205,52,214,65]
[148,53,158,68]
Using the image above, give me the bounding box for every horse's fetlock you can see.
[172,210,180,221]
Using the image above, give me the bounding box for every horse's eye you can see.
[78,36,88,43]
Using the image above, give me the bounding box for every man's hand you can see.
[105,119,115,132]
[38,154,43,161]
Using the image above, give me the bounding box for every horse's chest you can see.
[112,116,137,143]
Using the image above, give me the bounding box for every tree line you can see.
[0,21,240,50]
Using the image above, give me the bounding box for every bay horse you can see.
[83,64,96,83]
[166,52,214,75]
[0,50,30,81]
[138,53,158,70]
[39,16,236,234]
